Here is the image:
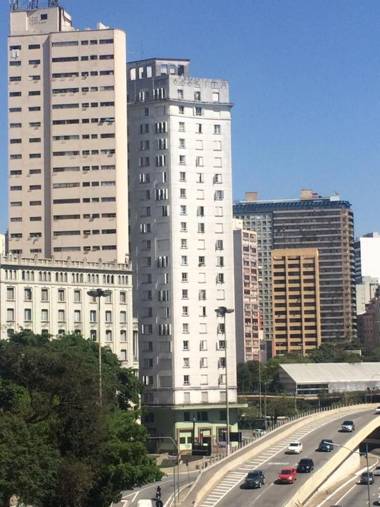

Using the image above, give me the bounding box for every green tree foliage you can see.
[0,331,161,507]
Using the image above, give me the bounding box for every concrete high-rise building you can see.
[6,2,136,376]
[128,58,240,447]
[234,189,356,347]
[271,248,321,356]
[354,233,380,283]
[8,2,128,263]
[233,219,261,362]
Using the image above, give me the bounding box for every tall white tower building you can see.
[8,1,128,263]
[128,58,239,446]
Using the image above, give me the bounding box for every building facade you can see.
[234,189,356,348]
[0,255,137,370]
[358,289,380,353]
[354,232,380,283]
[356,276,380,316]
[233,219,261,362]
[128,58,240,446]
[8,3,128,263]
[271,248,321,356]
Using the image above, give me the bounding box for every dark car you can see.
[297,458,314,473]
[243,470,265,489]
[360,471,374,485]
[318,439,334,452]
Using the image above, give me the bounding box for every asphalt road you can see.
[112,470,199,506]
[319,457,380,507]
[198,407,378,507]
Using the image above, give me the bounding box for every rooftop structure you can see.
[279,362,379,395]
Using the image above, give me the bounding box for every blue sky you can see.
[1,0,379,235]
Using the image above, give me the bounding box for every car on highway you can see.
[375,406,380,414]
[243,470,266,489]
[360,471,374,485]
[318,439,334,452]
[374,466,380,476]
[340,420,355,432]
[287,441,303,454]
[277,467,297,484]
[297,458,314,473]
[374,495,380,506]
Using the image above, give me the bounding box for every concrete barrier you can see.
[189,404,374,507]
[284,409,380,507]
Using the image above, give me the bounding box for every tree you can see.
[0,331,161,507]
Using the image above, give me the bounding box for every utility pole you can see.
[215,306,234,455]
[87,288,112,406]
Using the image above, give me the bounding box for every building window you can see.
[6,287,15,301]
[105,311,112,323]
[6,308,14,322]
[200,357,208,368]
[73,289,81,303]
[24,288,32,301]
[41,309,49,322]
[58,289,65,302]
[58,310,65,322]
[74,310,81,323]
[120,330,127,342]
[120,311,127,324]
[120,291,127,304]
[90,310,96,323]
[105,330,112,342]
[183,375,190,386]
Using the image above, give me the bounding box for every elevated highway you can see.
[181,404,380,507]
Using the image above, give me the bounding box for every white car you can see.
[287,441,303,454]
[375,406,380,414]
[374,466,380,476]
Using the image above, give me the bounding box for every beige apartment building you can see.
[271,248,321,356]
[8,3,128,263]
[233,219,262,362]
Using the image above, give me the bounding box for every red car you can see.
[277,467,297,484]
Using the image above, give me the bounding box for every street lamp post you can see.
[87,288,112,406]
[215,306,234,456]
[332,441,372,506]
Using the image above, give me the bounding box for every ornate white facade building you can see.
[0,255,138,371]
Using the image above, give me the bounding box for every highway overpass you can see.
[181,404,380,507]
